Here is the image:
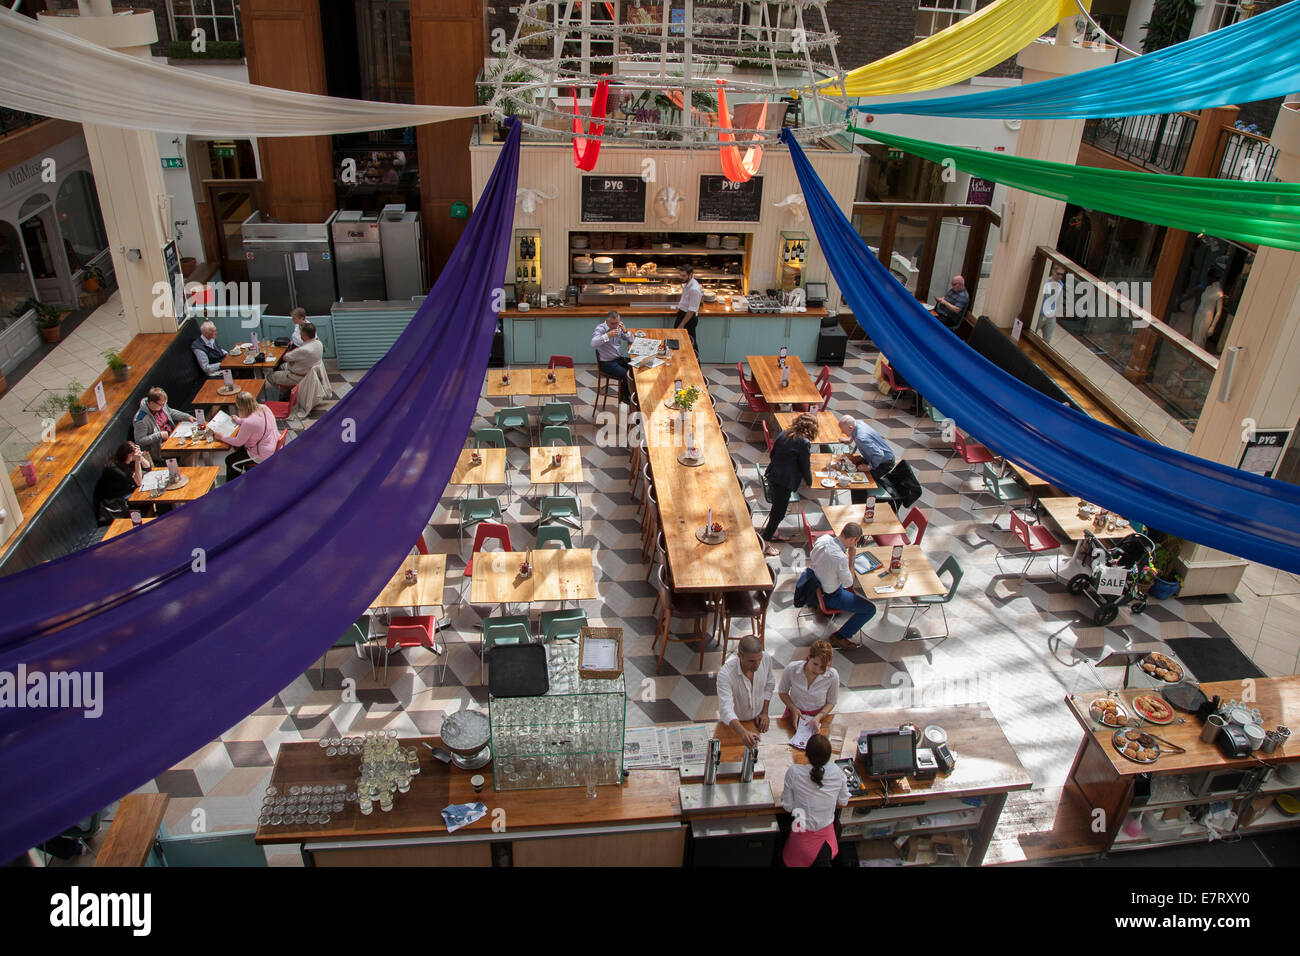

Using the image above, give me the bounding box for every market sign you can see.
[580,175,646,223]
[697,174,762,222]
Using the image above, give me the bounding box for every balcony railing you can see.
[1082,113,1198,175]
[1213,126,1279,183]
[0,107,43,137]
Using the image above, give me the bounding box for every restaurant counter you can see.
[1064,676,1300,855]
[501,304,827,367]
[255,702,1029,867]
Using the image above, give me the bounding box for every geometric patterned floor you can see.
[44,338,1292,865]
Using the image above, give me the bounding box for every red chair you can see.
[462,521,512,600]
[265,383,299,421]
[817,380,832,413]
[880,360,915,412]
[996,511,1062,577]
[947,430,997,473]
[874,506,928,547]
[382,615,440,682]
[796,585,847,636]
[762,419,774,453]
[795,366,833,411]
[736,361,757,391]
[273,428,288,452]
[548,355,574,369]
[814,364,831,389]
[801,509,830,551]
[415,532,430,555]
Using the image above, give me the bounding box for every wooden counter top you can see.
[500,305,829,320]
[1067,676,1300,777]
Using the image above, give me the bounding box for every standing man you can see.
[675,263,703,351]
[838,415,895,503]
[267,321,324,400]
[931,275,969,330]
[191,321,227,378]
[809,521,877,650]
[1038,264,1067,344]
[716,636,775,750]
[590,310,635,405]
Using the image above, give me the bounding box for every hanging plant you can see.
[1141,0,1197,53]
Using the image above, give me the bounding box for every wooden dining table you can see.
[160,428,228,459]
[775,410,843,444]
[102,517,155,541]
[1039,496,1133,542]
[805,453,877,497]
[194,377,265,409]
[485,368,577,398]
[746,354,823,408]
[821,503,905,539]
[636,329,771,596]
[220,343,287,377]
[855,544,947,634]
[370,554,447,610]
[127,466,219,509]
[529,445,585,493]
[448,447,508,496]
[469,549,597,605]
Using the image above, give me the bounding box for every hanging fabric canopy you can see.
[572,77,609,171]
[780,128,1300,574]
[0,121,521,863]
[851,1,1300,118]
[0,6,486,136]
[716,79,769,183]
[818,0,1082,97]
[852,128,1300,251]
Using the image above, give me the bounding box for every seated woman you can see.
[781,733,849,867]
[218,391,280,480]
[132,387,195,461]
[777,639,839,727]
[93,441,150,524]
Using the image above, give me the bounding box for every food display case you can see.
[570,231,748,307]
[489,643,625,792]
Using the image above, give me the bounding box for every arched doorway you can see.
[17,193,73,308]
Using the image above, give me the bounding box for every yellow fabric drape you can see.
[818,0,1088,97]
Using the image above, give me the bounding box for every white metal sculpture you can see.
[654,184,684,225]
[773,193,807,224]
[515,185,559,215]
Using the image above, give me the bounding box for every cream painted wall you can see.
[469,142,861,310]
[0,465,21,551]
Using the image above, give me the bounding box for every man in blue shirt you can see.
[931,275,969,330]
[839,415,896,504]
[590,310,634,405]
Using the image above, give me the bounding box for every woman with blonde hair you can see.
[760,412,819,555]
[778,639,839,727]
[217,390,280,480]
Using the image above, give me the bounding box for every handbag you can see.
[879,460,922,509]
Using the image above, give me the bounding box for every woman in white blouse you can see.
[778,640,839,726]
[781,733,850,866]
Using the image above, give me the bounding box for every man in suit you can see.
[267,321,324,399]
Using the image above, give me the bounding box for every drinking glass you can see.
[358,793,373,816]
[258,814,271,827]
[584,756,598,799]
[379,789,394,812]
[270,814,283,826]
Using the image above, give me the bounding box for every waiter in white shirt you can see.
[716,636,775,750]
[674,263,703,352]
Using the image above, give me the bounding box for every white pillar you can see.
[1120,0,1156,55]
[40,10,177,335]
[981,18,1117,327]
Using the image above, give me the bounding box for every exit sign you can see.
[213,145,237,158]
[161,157,184,169]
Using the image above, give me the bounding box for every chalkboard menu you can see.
[581,175,646,223]
[162,240,185,326]
[698,175,763,222]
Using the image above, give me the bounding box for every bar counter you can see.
[256,702,1029,867]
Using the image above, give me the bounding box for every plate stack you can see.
[705,234,721,249]
[593,256,614,274]
[721,235,740,250]
[573,255,593,274]
[572,234,589,249]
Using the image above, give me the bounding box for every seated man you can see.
[838,414,895,503]
[191,321,227,378]
[132,387,196,461]
[267,321,324,400]
[590,309,634,405]
[931,275,969,330]
[809,521,878,650]
[716,636,775,751]
[288,306,309,349]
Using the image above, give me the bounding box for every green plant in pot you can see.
[36,380,91,429]
[1140,537,1184,600]
[103,348,128,382]
[34,301,66,343]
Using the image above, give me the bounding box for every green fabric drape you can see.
[851,127,1300,251]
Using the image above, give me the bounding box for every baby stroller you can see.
[1065,530,1155,626]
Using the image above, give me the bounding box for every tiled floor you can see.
[20,338,1300,867]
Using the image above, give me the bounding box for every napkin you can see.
[173,422,197,438]
[441,801,487,833]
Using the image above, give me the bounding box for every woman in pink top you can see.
[219,391,280,480]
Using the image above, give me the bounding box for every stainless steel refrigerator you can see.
[378,204,427,301]
[240,211,339,314]
[332,210,387,301]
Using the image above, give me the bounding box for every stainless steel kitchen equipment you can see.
[241,211,338,314]
[378,204,426,300]
[331,209,387,300]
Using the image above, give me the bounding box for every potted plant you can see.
[1140,537,1184,600]
[36,381,91,428]
[34,301,67,344]
[103,348,128,382]
[81,264,106,293]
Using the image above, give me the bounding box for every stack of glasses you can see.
[356,730,422,816]
[258,783,352,827]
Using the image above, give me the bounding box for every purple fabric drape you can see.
[781,127,1300,574]
[0,121,521,861]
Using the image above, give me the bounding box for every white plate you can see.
[820,478,837,488]
[634,330,646,337]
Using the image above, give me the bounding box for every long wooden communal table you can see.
[1062,677,1300,856]
[634,328,771,595]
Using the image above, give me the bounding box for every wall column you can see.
[1175,101,1300,592]
[981,19,1117,328]
[40,10,177,335]
[0,466,21,552]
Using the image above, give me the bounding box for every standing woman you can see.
[760,412,818,556]
[1191,267,1225,350]
[781,733,850,867]
[777,639,839,728]
[218,391,280,480]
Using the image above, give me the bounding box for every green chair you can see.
[535,523,573,549]
[539,424,573,446]
[540,608,587,643]
[475,427,506,448]
[495,405,531,443]
[318,615,372,684]
[459,496,502,552]
[538,401,574,432]
[482,614,532,682]
[902,555,962,648]
[975,461,1029,529]
[151,827,267,867]
[539,495,583,539]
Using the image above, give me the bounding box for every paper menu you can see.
[789,715,818,750]
[581,637,619,672]
[173,422,197,439]
[207,410,238,438]
[140,470,169,491]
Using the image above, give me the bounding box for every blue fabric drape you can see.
[851,2,1300,119]
[781,128,1300,574]
[0,121,522,862]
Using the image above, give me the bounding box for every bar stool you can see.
[594,353,619,412]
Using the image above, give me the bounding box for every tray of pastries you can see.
[1132,694,1176,725]
[1112,728,1161,764]
[1089,697,1129,728]
[1139,651,1183,683]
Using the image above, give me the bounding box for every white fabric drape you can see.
[0,8,486,137]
